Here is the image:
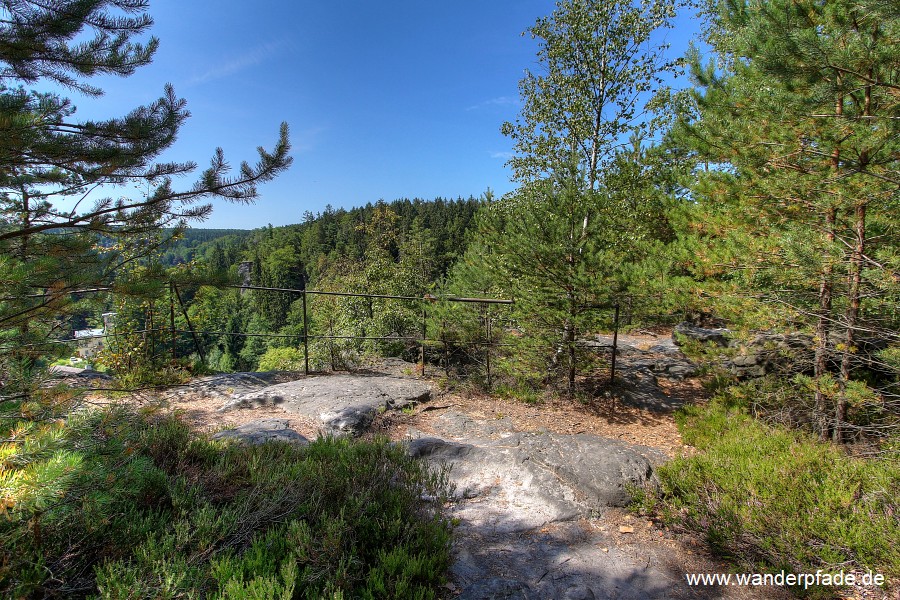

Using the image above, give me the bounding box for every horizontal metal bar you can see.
[224,284,513,304]
[0,287,112,301]
[183,329,300,339]
[301,335,421,341]
[441,296,515,305]
[306,289,420,300]
[42,327,165,342]
[2,285,516,304]
[182,330,420,342]
[224,284,419,300]
[4,335,516,352]
[184,330,515,347]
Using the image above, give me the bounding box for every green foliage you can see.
[502,0,683,188]
[160,229,253,267]
[449,149,675,391]
[0,0,291,389]
[0,404,453,598]
[669,0,900,441]
[177,199,481,371]
[257,347,306,372]
[641,394,900,580]
[448,0,688,392]
[493,383,543,405]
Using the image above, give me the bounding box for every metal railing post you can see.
[420,306,427,377]
[169,282,176,360]
[485,307,492,391]
[610,303,620,384]
[172,283,205,365]
[302,289,309,375]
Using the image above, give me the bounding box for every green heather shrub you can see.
[0,403,452,598]
[638,391,900,583]
[494,383,542,405]
[257,346,307,372]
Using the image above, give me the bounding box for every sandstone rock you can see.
[457,578,534,600]
[580,333,698,387]
[211,419,309,445]
[220,374,432,436]
[409,413,658,536]
[407,436,479,460]
[673,322,731,347]
[179,372,287,402]
[728,332,814,379]
[510,431,657,509]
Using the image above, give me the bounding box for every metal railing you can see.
[221,284,514,384]
[43,282,515,388]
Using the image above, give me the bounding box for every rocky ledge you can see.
[218,373,432,436]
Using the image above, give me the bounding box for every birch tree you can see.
[501,0,682,190]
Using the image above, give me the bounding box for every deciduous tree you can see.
[501,0,682,190]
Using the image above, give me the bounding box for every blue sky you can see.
[64,0,705,229]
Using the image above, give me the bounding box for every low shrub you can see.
[494,383,543,404]
[638,393,900,590]
[0,402,453,598]
[257,346,307,372]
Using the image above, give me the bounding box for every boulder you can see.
[728,332,814,379]
[211,419,309,445]
[511,431,657,509]
[457,578,534,600]
[407,436,479,460]
[578,333,698,385]
[673,322,731,347]
[409,412,658,533]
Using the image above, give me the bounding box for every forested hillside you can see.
[158,228,252,266]
[1,0,897,598]
[150,197,482,372]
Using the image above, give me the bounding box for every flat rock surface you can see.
[581,333,699,412]
[403,405,780,600]
[220,374,432,436]
[47,365,112,386]
[410,428,656,534]
[405,411,669,596]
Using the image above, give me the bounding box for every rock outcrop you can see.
[728,332,814,378]
[673,322,732,347]
[219,374,432,436]
[407,410,683,600]
[673,322,817,379]
[408,411,660,533]
[211,419,309,445]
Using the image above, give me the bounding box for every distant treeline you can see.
[159,229,252,266]
[166,196,482,283]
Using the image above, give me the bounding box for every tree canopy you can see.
[501,0,682,190]
[0,0,291,384]
[671,0,899,441]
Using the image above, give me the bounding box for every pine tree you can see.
[475,0,683,391]
[673,0,899,441]
[0,0,291,535]
[0,0,292,387]
[459,153,672,391]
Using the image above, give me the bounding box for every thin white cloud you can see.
[187,39,294,86]
[294,125,328,153]
[466,96,517,111]
[490,151,514,160]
